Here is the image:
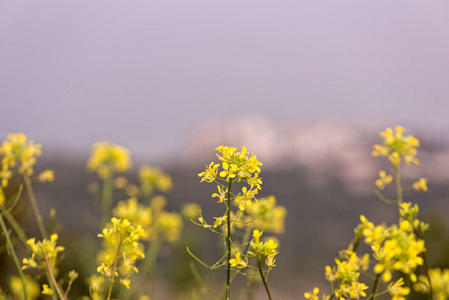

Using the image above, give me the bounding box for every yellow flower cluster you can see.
[0,133,42,187]
[22,234,64,270]
[360,215,425,283]
[375,170,393,190]
[198,146,263,211]
[414,268,449,299]
[8,275,40,300]
[372,126,420,167]
[87,142,131,179]
[324,249,369,299]
[38,169,54,183]
[113,196,183,244]
[139,165,173,196]
[96,218,145,289]
[240,195,287,234]
[388,278,410,300]
[249,230,279,268]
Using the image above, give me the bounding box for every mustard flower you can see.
[87,142,131,179]
[242,195,287,234]
[375,170,393,190]
[0,133,42,186]
[412,177,428,192]
[158,211,183,243]
[9,275,40,300]
[41,284,53,296]
[139,165,172,195]
[38,169,54,183]
[304,287,320,300]
[372,126,420,167]
[414,268,449,298]
[96,218,145,289]
[388,278,410,300]
[198,162,219,183]
[229,252,247,268]
[22,234,65,270]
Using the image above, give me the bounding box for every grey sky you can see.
[1,1,448,157]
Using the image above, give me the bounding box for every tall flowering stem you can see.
[226,179,233,300]
[24,174,49,239]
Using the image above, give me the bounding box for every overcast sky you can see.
[1,1,448,158]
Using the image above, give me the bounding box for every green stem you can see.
[368,273,381,300]
[0,213,28,300]
[43,251,65,300]
[422,251,433,299]
[226,179,233,300]
[258,258,272,300]
[141,235,162,278]
[394,166,402,204]
[0,205,28,247]
[24,174,48,239]
[106,238,123,300]
[101,173,114,228]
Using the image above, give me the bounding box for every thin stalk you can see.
[0,205,28,247]
[24,174,48,239]
[368,273,381,300]
[394,166,402,204]
[422,251,433,299]
[257,258,272,300]
[45,271,59,300]
[101,173,114,228]
[226,179,233,300]
[142,235,162,276]
[0,213,28,300]
[43,252,65,300]
[106,239,123,300]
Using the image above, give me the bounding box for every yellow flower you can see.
[229,252,247,268]
[38,169,54,183]
[375,170,393,190]
[41,284,53,296]
[305,287,320,300]
[412,178,428,192]
[0,133,42,186]
[373,126,420,167]
[198,162,219,183]
[87,142,131,179]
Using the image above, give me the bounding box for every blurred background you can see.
[1,1,449,299]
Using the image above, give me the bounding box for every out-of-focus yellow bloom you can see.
[181,203,201,220]
[372,126,420,167]
[87,142,131,179]
[125,184,139,197]
[113,198,152,230]
[242,195,287,234]
[414,268,449,298]
[0,187,4,205]
[0,133,42,187]
[114,176,128,189]
[38,169,54,183]
[375,170,393,190]
[412,178,428,192]
[9,275,40,300]
[388,278,410,300]
[41,284,53,295]
[158,212,183,243]
[139,165,172,195]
